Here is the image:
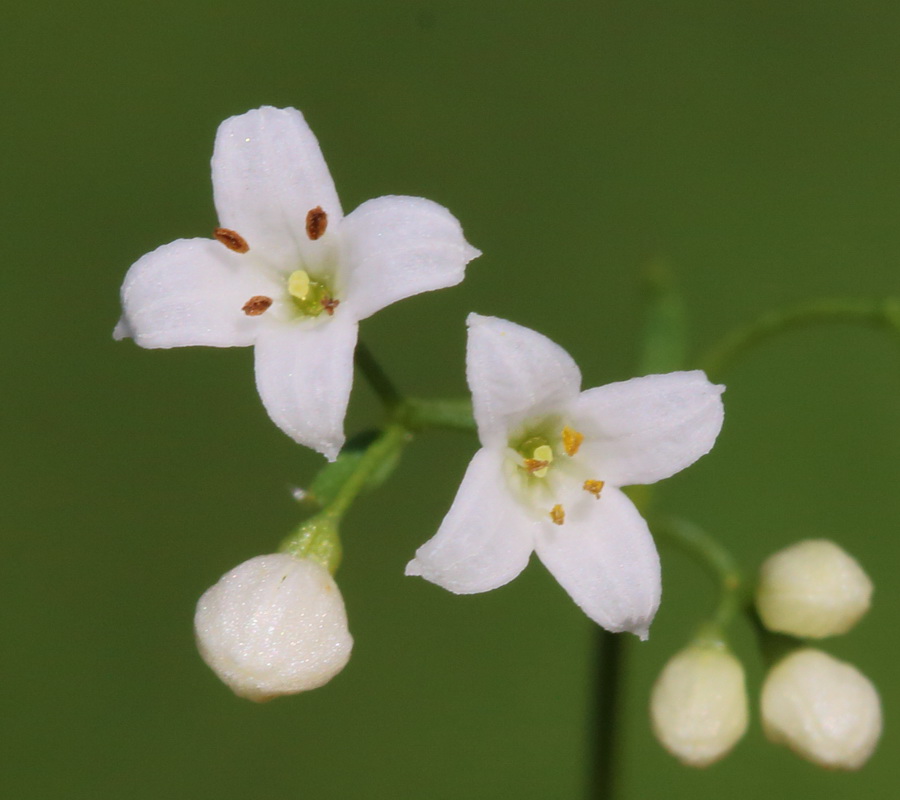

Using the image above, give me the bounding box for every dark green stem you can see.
[591,631,624,799]
[697,296,900,380]
[355,340,402,411]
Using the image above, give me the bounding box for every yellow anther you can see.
[523,444,554,478]
[562,426,584,457]
[550,504,565,525]
[523,458,550,477]
[288,269,311,301]
[583,479,605,499]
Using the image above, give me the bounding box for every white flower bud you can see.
[761,648,881,770]
[195,553,353,702]
[756,539,873,638]
[650,643,749,767]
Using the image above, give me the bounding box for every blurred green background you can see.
[4,1,899,797]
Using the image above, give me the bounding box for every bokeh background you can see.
[5,2,899,797]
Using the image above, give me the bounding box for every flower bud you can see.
[756,539,873,638]
[194,553,353,701]
[650,642,749,767]
[761,648,881,770]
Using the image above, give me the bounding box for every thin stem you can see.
[355,340,402,411]
[325,422,409,519]
[697,296,900,380]
[400,397,476,433]
[652,515,743,631]
[591,631,623,799]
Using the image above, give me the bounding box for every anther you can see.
[214,227,250,253]
[242,295,273,316]
[550,505,565,525]
[306,206,328,240]
[321,297,340,316]
[562,426,584,457]
[523,458,550,477]
[583,479,605,499]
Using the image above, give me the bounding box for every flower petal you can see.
[406,448,536,593]
[534,486,661,638]
[212,107,342,269]
[570,371,724,486]
[466,314,582,447]
[116,238,273,348]
[254,315,358,460]
[338,196,480,321]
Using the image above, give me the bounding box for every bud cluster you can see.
[650,538,880,771]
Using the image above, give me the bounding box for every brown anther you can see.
[214,227,250,253]
[562,426,584,457]
[306,206,328,240]
[550,504,565,525]
[242,295,273,316]
[321,297,340,316]
[583,479,605,499]
[523,458,550,474]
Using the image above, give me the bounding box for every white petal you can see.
[466,314,582,447]
[117,238,273,348]
[338,196,480,321]
[534,487,661,638]
[406,448,536,593]
[254,314,358,460]
[570,371,724,487]
[212,107,342,269]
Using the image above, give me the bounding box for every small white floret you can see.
[761,648,882,770]
[756,539,873,638]
[650,643,748,767]
[194,553,353,701]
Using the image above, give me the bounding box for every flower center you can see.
[509,423,605,524]
[516,436,554,478]
[288,269,340,317]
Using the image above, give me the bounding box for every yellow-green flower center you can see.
[288,269,339,317]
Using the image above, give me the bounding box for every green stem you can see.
[697,296,900,380]
[325,422,409,519]
[400,397,476,433]
[355,340,402,411]
[591,631,624,799]
[651,515,743,632]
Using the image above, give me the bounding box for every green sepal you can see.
[279,515,343,574]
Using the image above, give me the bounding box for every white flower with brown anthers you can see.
[115,106,480,459]
[406,314,724,637]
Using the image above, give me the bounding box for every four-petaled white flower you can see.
[406,314,725,638]
[115,106,480,460]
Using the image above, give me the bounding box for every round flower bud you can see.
[650,642,749,767]
[761,648,881,770]
[756,539,872,638]
[195,553,353,702]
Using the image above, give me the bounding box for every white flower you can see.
[761,648,882,770]
[650,643,749,767]
[405,314,725,637]
[755,539,873,638]
[194,553,353,702]
[115,106,480,460]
